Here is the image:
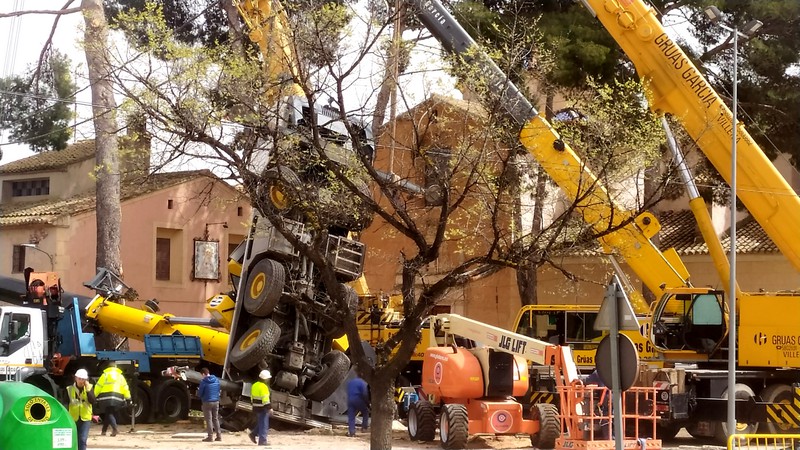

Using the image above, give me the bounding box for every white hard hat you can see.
[258,370,271,380]
[75,369,89,380]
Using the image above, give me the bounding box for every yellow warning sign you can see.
[24,396,52,423]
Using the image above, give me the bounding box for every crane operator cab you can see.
[650,288,727,354]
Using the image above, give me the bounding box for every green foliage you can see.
[554,78,664,181]
[104,0,231,49]
[0,50,76,152]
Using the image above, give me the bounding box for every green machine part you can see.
[0,382,77,450]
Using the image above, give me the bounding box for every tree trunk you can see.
[369,374,396,449]
[516,92,555,306]
[83,0,124,352]
[83,0,122,276]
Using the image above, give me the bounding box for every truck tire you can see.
[303,350,350,402]
[714,383,758,443]
[230,318,281,371]
[118,382,153,424]
[155,381,190,423]
[244,259,285,317]
[762,384,800,434]
[408,400,436,441]
[440,404,468,449]
[262,166,302,213]
[530,403,559,449]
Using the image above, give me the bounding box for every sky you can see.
[0,0,461,167]
[0,1,698,167]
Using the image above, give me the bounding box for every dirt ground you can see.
[86,419,705,450]
[86,419,539,450]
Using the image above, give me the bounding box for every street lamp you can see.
[20,243,55,271]
[703,5,762,440]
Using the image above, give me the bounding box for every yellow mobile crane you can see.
[579,0,800,273]
[407,0,800,441]
[573,0,800,438]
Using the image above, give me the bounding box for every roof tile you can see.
[0,170,216,226]
[0,141,96,174]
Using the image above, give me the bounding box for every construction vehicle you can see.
[577,0,800,274]
[407,0,800,441]
[0,270,212,425]
[407,313,660,449]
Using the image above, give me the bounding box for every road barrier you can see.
[728,434,800,450]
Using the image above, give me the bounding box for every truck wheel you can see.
[262,166,302,213]
[118,382,153,424]
[408,400,436,441]
[244,259,285,317]
[714,383,757,443]
[230,318,281,371]
[155,381,190,423]
[530,403,560,449]
[303,350,350,402]
[761,384,800,434]
[440,404,468,449]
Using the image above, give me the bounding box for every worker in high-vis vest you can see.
[66,368,95,450]
[93,362,131,437]
[248,370,272,446]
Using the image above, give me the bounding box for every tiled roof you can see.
[558,209,777,258]
[0,141,96,174]
[659,209,778,255]
[0,170,216,226]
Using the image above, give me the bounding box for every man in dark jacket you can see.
[346,371,369,437]
[198,368,222,442]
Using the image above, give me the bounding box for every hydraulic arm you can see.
[581,0,800,273]
[409,0,691,313]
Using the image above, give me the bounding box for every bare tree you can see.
[101,4,668,447]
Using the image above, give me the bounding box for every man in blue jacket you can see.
[346,370,370,437]
[198,368,222,442]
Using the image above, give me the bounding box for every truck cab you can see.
[0,306,46,380]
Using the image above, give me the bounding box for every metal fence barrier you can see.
[728,434,800,450]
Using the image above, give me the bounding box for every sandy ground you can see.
[86,419,710,450]
[85,419,542,450]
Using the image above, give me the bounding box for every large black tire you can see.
[440,404,469,449]
[303,350,350,402]
[230,318,281,371]
[118,382,153,424]
[261,166,302,213]
[243,259,285,317]
[154,381,190,423]
[408,400,437,441]
[714,383,758,443]
[530,403,560,449]
[762,384,800,434]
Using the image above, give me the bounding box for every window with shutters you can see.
[155,238,170,280]
[11,245,26,273]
